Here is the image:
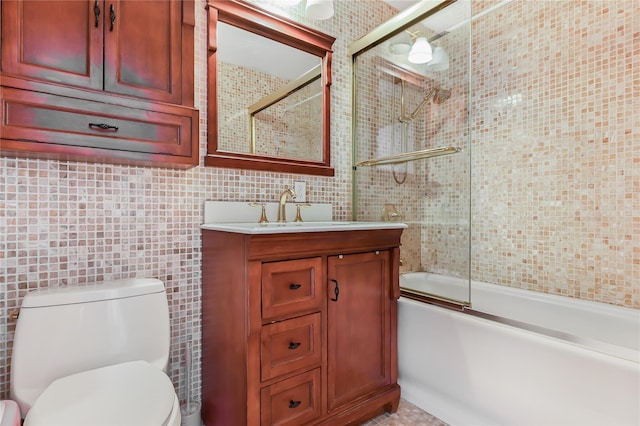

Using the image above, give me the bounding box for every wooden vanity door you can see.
[326,250,393,412]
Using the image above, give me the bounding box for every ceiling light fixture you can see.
[258,0,334,20]
[408,36,433,64]
[426,46,450,71]
[305,0,334,20]
[389,43,410,55]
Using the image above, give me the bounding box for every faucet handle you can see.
[293,203,311,223]
[249,202,269,224]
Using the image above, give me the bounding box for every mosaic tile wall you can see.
[470,0,639,307]
[355,0,639,308]
[0,0,397,403]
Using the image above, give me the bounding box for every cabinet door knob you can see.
[288,341,301,350]
[289,283,302,290]
[289,400,301,409]
[330,279,339,302]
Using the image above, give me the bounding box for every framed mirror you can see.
[206,0,336,176]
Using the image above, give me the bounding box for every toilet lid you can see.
[24,361,176,426]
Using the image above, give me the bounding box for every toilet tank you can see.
[10,278,171,414]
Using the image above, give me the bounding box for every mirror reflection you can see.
[206,0,335,176]
[217,22,322,160]
[249,65,323,161]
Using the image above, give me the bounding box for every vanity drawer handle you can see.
[289,283,302,290]
[89,122,119,132]
[288,341,301,350]
[109,4,116,31]
[94,0,100,27]
[289,400,301,409]
[330,279,339,302]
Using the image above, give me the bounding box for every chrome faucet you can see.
[277,187,296,222]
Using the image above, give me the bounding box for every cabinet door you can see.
[104,0,182,103]
[326,251,392,412]
[1,0,103,90]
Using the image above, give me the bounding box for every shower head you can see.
[423,88,438,102]
[406,88,437,120]
[399,87,450,123]
[433,88,451,104]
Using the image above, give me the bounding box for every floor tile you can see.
[362,399,448,426]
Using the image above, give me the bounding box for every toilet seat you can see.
[24,361,178,426]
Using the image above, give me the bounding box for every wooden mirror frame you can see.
[206,0,335,176]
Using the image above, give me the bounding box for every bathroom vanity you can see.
[201,222,405,425]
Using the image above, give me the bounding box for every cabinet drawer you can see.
[0,86,197,167]
[260,368,321,426]
[262,257,323,321]
[261,313,321,381]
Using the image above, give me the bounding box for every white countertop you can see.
[201,201,406,234]
[201,221,407,234]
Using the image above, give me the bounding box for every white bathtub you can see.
[398,272,640,426]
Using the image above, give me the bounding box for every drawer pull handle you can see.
[289,283,302,290]
[289,400,301,409]
[89,123,119,132]
[330,279,339,302]
[109,4,116,31]
[94,0,100,27]
[288,341,301,350]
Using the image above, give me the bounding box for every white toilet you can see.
[10,278,181,426]
[0,400,20,426]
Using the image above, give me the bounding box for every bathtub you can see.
[398,272,640,426]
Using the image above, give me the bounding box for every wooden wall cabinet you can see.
[0,0,198,168]
[202,229,403,425]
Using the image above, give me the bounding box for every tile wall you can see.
[0,0,397,403]
[470,0,639,306]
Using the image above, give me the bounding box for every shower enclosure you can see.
[350,0,472,307]
[351,0,638,310]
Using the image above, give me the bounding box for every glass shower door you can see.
[350,0,472,307]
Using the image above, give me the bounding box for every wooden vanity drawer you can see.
[0,86,197,167]
[261,313,321,381]
[260,368,321,426]
[262,257,323,321]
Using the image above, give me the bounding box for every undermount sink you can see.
[200,221,407,234]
